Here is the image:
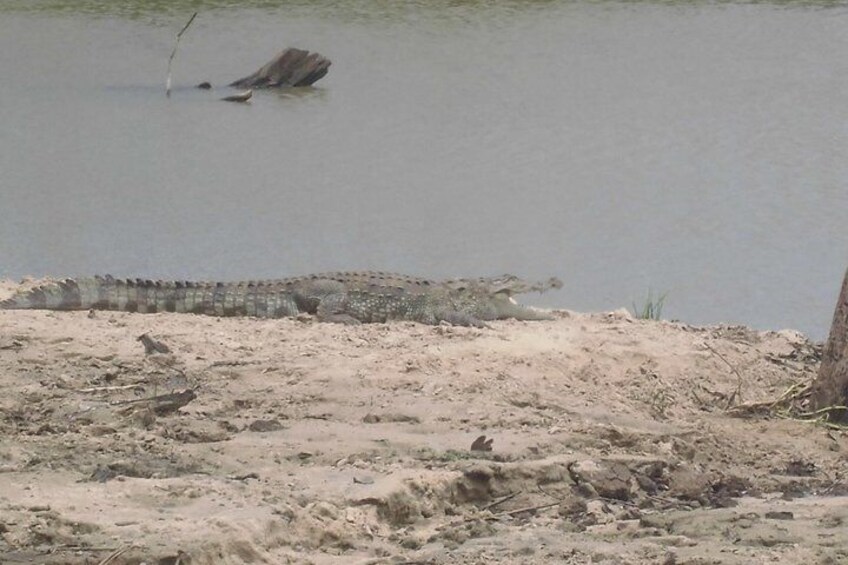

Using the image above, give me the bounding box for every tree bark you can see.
[810,267,848,417]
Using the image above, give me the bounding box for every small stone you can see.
[248,419,284,432]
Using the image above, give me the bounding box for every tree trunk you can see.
[809,267,848,418]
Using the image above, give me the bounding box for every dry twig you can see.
[703,341,744,408]
[481,491,520,511]
[500,501,561,516]
[113,388,197,416]
[79,383,145,393]
[97,547,130,565]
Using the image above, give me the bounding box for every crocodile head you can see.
[445,275,563,297]
[446,275,562,321]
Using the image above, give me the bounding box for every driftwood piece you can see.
[221,89,253,103]
[115,388,197,416]
[809,267,848,419]
[229,47,331,89]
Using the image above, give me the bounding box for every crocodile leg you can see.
[291,279,362,325]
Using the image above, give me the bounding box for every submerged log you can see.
[809,267,848,419]
[221,89,253,103]
[229,47,331,89]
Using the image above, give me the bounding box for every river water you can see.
[1,1,846,338]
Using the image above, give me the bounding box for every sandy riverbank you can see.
[0,279,845,564]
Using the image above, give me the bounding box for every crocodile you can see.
[0,271,562,327]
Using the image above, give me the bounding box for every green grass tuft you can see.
[632,289,668,321]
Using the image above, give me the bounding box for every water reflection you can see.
[5,0,552,18]
[5,0,847,19]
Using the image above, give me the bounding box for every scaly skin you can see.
[0,276,300,318]
[0,271,561,326]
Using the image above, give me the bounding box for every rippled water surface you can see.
[1,1,846,337]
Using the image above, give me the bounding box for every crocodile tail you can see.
[1,276,300,318]
[0,276,205,313]
[0,277,98,311]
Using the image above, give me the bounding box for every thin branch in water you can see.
[166,12,198,97]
